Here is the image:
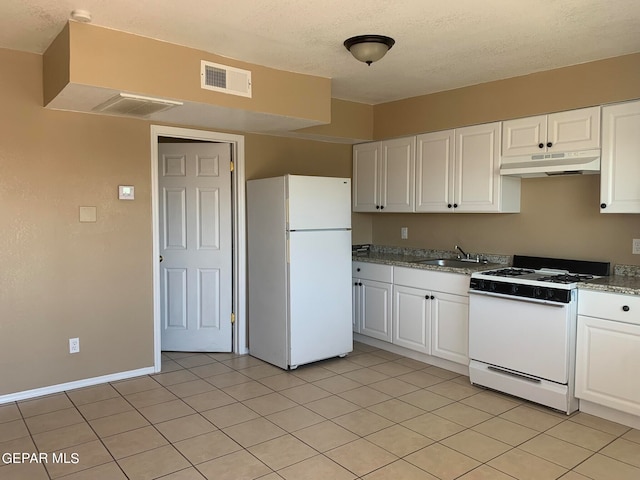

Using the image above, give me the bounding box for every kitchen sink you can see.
[413,258,498,268]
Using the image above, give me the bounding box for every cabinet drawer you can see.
[352,261,393,283]
[578,290,640,325]
[394,266,469,296]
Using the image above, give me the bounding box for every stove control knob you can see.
[511,284,518,294]
[489,282,496,292]
[533,287,542,298]
[546,289,555,299]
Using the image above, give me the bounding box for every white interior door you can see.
[159,142,232,351]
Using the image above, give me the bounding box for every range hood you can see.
[500,149,601,178]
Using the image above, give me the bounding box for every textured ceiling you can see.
[2,0,640,104]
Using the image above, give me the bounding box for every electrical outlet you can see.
[69,338,80,354]
[401,227,408,240]
[633,239,640,255]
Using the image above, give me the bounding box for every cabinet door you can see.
[352,278,361,333]
[501,115,547,157]
[393,285,431,354]
[576,315,640,416]
[360,279,392,342]
[431,292,469,365]
[381,137,416,212]
[415,130,455,212]
[455,123,502,212]
[353,142,382,212]
[548,106,600,152]
[600,100,640,213]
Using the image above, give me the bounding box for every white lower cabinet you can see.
[392,267,470,365]
[358,280,393,342]
[353,262,393,342]
[431,292,469,365]
[354,262,470,366]
[393,285,431,353]
[576,290,640,417]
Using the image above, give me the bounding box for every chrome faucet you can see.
[455,245,470,259]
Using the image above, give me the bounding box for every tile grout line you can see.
[8,344,640,480]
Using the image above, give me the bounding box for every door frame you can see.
[150,125,247,372]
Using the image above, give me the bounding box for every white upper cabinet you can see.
[352,142,382,212]
[416,130,455,212]
[502,106,601,157]
[416,123,520,213]
[600,100,640,213]
[353,137,415,213]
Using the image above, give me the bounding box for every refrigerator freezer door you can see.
[287,176,351,230]
[288,229,353,368]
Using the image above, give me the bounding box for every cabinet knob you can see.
[447,204,453,208]
[600,203,607,209]
[359,282,363,286]
[547,142,553,148]
[380,205,385,210]
[623,305,630,312]
[430,295,435,300]
[354,282,358,286]
[425,295,429,300]
[376,205,380,210]
[538,143,544,149]
[356,268,361,272]
[453,203,458,208]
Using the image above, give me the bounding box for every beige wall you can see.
[0,47,353,397]
[296,98,374,142]
[372,175,640,265]
[1,49,154,395]
[366,53,640,267]
[44,22,331,125]
[2,40,639,397]
[374,53,640,139]
[245,134,352,180]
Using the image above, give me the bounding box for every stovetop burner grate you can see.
[485,268,536,277]
[536,274,595,284]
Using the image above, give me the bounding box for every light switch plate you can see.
[79,206,97,223]
[118,185,135,200]
[401,227,408,240]
[633,238,640,255]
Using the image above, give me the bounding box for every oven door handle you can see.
[468,289,568,307]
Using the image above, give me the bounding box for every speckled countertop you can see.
[352,245,511,275]
[579,264,640,296]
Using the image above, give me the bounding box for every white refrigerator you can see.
[247,175,353,369]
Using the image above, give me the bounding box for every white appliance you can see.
[468,255,610,414]
[499,149,601,177]
[247,175,353,370]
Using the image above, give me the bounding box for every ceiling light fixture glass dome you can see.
[344,35,395,66]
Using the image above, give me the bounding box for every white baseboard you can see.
[579,400,640,430]
[353,333,469,376]
[0,367,155,405]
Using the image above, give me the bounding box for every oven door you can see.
[468,291,573,384]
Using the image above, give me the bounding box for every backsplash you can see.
[614,264,640,277]
[352,244,512,265]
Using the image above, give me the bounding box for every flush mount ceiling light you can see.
[343,35,395,66]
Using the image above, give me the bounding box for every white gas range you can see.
[468,255,610,414]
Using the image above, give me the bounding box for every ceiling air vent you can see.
[201,61,252,98]
[94,93,183,117]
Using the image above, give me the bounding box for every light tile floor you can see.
[2,342,640,479]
